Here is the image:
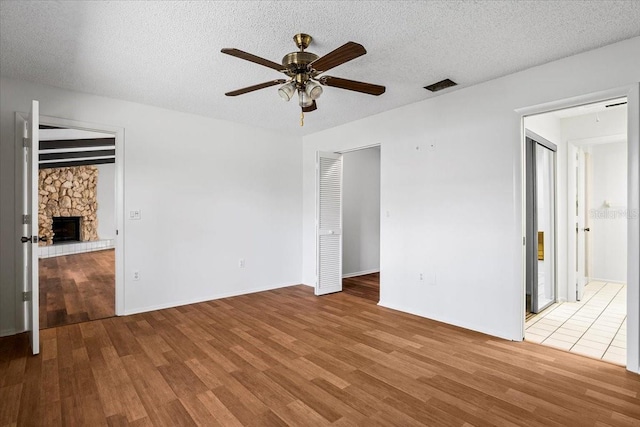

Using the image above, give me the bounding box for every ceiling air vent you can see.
[424,78,457,92]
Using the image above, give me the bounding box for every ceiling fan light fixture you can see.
[298,90,313,108]
[305,80,323,100]
[222,34,386,124]
[278,81,296,101]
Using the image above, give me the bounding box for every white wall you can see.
[0,77,302,335]
[96,163,116,240]
[302,37,640,342]
[589,141,627,282]
[342,147,380,277]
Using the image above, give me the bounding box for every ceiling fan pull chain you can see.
[300,111,304,127]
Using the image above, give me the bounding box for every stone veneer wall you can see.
[38,166,99,246]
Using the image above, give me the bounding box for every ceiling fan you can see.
[221,33,385,126]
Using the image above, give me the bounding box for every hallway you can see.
[525,281,626,365]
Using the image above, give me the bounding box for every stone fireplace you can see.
[39,166,99,246]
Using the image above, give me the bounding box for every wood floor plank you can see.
[39,249,115,329]
[1,278,639,426]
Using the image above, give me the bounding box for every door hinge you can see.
[22,291,32,302]
[22,137,29,148]
[116,229,119,236]
[22,214,31,224]
[523,236,526,246]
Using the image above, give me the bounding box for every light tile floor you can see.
[525,281,627,365]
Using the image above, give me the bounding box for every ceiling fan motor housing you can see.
[282,52,318,76]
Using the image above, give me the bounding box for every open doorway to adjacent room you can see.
[37,125,117,328]
[340,146,381,302]
[524,98,628,365]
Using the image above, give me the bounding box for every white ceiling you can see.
[1,1,639,136]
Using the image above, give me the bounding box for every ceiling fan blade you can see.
[221,48,285,72]
[225,79,287,96]
[309,42,366,73]
[302,100,317,113]
[319,76,385,96]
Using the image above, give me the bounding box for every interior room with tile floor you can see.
[525,281,626,365]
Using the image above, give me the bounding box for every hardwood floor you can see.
[39,249,115,329]
[2,285,639,426]
[343,272,379,302]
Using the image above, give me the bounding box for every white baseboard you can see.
[0,328,18,337]
[122,282,300,316]
[377,299,517,342]
[342,269,379,279]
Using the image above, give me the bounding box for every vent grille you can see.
[424,78,457,92]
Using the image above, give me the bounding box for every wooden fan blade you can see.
[225,79,287,96]
[302,100,317,112]
[221,48,285,72]
[319,76,385,95]
[309,42,366,73]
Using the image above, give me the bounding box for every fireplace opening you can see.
[52,216,81,244]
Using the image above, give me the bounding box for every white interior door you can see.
[576,147,587,300]
[316,151,343,296]
[21,100,40,354]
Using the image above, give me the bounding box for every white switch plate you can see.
[129,210,141,220]
[427,272,437,286]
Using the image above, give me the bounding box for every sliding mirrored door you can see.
[526,132,557,314]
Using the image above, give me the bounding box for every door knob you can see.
[584,228,590,232]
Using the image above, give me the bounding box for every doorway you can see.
[37,126,118,328]
[314,145,381,301]
[341,146,381,302]
[523,98,629,365]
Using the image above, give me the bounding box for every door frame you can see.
[517,84,640,373]
[14,113,125,333]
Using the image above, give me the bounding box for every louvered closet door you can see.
[316,152,343,296]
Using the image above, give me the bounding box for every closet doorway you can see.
[340,146,381,302]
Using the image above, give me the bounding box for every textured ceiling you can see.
[1,1,639,135]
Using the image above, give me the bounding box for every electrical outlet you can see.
[419,273,424,281]
[239,259,245,268]
[133,270,140,281]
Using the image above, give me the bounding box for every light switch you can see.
[129,210,141,220]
